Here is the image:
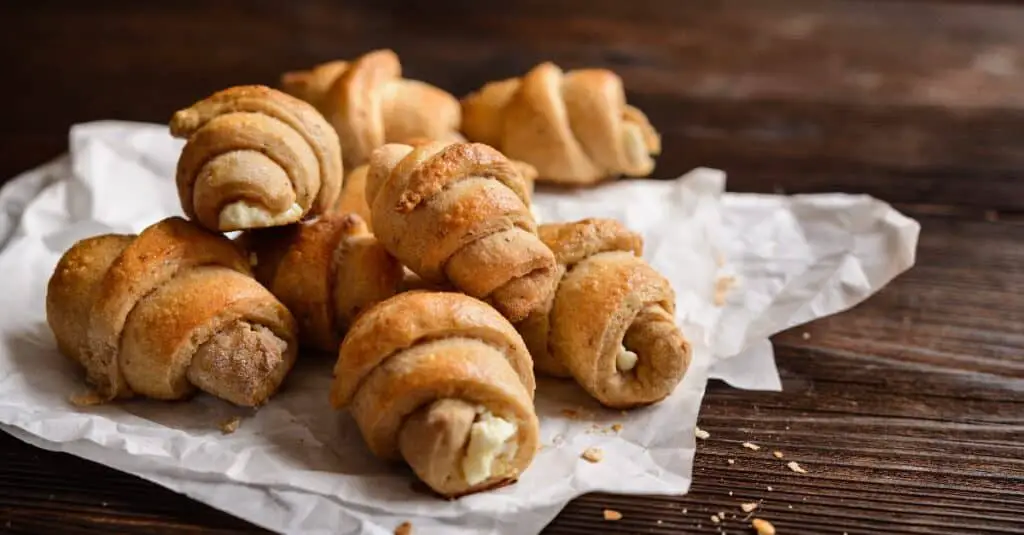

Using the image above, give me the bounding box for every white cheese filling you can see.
[219,201,303,229]
[461,409,518,486]
[617,346,639,372]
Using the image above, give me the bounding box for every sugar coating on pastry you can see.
[462,408,519,486]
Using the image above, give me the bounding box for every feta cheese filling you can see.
[617,345,639,372]
[219,201,303,230]
[461,409,518,486]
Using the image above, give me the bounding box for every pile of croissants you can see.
[44,50,690,499]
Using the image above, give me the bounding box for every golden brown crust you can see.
[517,219,690,407]
[330,291,539,497]
[240,212,403,352]
[366,141,557,322]
[45,217,298,406]
[461,62,660,185]
[170,85,343,232]
[281,50,461,168]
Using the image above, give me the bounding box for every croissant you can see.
[461,62,661,185]
[518,218,691,408]
[281,49,462,169]
[340,138,538,223]
[45,217,298,406]
[364,141,557,323]
[330,291,539,497]
[237,212,403,352]
[170,85,344,232]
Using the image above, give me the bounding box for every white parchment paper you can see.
[0,121,919,535]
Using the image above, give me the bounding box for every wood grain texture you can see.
[2,1,1023,534]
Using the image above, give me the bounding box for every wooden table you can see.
[2,1,1022,533]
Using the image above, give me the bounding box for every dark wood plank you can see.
[4,0,1024,208]
[2,212,1022,534]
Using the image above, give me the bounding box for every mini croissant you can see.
[45,217,298,406]
[518,218,691,408]
[237,212,404,352]
[462,62,661,185]
[170,85,344,232]
[330,291,540,497]
[281,49,462,169]
[365,141,558,322]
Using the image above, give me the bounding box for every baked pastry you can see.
[341,138,538,223]
[170,85,344,232]
[461,62,661,185]
[518,218,691,408]
[237,212,403,352]
[330,291,539,497]
[365,141,557,322]
[45,217,298,406]
[281,49,462,168]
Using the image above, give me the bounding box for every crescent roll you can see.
[330,291,539,497]
[364,141,557,323]
[461,62,661,185]
[518,218,691,408]
[238,212,404,352]
[281,49,462,168]
[45,217,298,406]
[170,85,344,232]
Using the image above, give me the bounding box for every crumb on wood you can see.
[581,447,604,463]
[773,450,784,459]
[220,416,242,434]
[802,331,810,340]
[787,461,808,474]
[752,518,776,535]
[741,502,758,513]
[713,275,737,306]
[727,459,735,465]
[695,426,710,440]
[711,515,721,524]
[394,521,412,535]
[742,442,761,451]
[603,509,622,521]
[656,520,663,524]
[788,505,793,509]
[767,486,773,492]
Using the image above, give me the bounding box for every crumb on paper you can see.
[220,416,241,434]
[752,518,776,535]
[713,275,737,306]
[611,423,623,433]
[714,249,726,268]
[727,459,735,465]
[69,390,105,407]
[787,461,808,474]
[695,426,710,440]
[394,521,412,535]
[620,410,628,416]
[581,447,604,463]
[561,408,579,419]
[773,450,784,459]
[603,509,622,521]
[741,502,759,513]
[742,442,761,451]
[710,515,721,524]
[802,331,810,340]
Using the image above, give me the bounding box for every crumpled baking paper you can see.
[0,121,919,535]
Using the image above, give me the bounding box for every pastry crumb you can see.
[729,491,734,496]
[611,423,623,433]
[742,442,761,451]
[713,275,737,306]
[695,426,710,440]
[656,519,663,524]
[394,521,412,535]
[767,486,773,492]
[603,509,622,521]
[802,331,810,340]
[727,459,735,465]
[581,447,604,463]
[69,390,105,407]
[773,450,784,459]
[787,461,808,474]
[249,252,259,267]
[219,416,241,434]
[561,408,579,419]
[752,518,776,535]
[741,502,758,513]
[710,515,721,524]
